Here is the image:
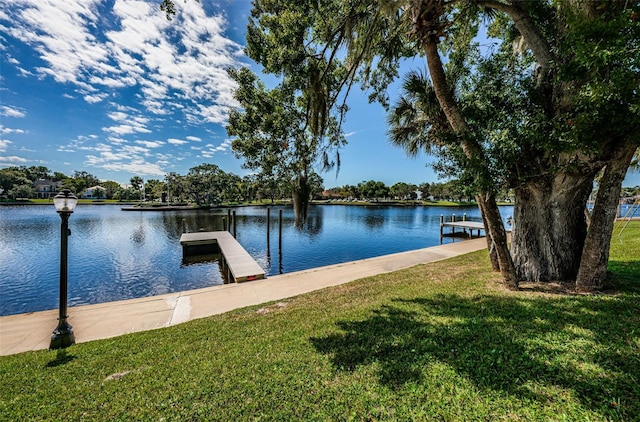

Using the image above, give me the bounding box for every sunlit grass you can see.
[0,223,638,420]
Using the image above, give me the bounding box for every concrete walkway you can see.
[0,238,487,356]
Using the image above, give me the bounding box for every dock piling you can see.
[232,211,237,238]
[266,208,271,251]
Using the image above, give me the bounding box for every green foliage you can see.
[357,180,389,199]
[556,4,640,151]
[184,163,227,205]
[0,168,31,192]
[100,181,121,200]
[1,223,638,420]
[389,182,418,200]
[7,184,34,199]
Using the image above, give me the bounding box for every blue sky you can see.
[1,0,638,188]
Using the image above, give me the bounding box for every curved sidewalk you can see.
[0,238,487,356]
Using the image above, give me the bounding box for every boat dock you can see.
[439,214,486,243]
[180,231,265,283]
[439,213,513,243]
[441,220,486,239]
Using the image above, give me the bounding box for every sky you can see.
[0,0,638,188]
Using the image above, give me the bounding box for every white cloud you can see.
[0,139,11,151]
[0,126,25,135]
[199,138,232,158]
[1,106,26,118]
[84,93,108,103]
[0,155,28,163]
[135,140,164,148]
[103,108,152,134]
[167,138,188,145]
[102,124,151,135]
[85,154,166,176]
[344,131,358,138]
[186,135,201,142]
[4,1,107,86]
[108,136,128,145]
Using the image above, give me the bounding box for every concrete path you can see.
[0,238,487,356]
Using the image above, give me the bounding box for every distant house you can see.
[321,190,342,199]
[34,179,62,199]
[82,185,106,199]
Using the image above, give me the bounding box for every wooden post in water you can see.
[278,209,283,246]
[462,213,467,237]
[439,214,444,244]
[222,217,226,232]
[451,214,456,239]
[232,211,237,238]
[266,208,271,252]
[227,208,231,232]
[278,209,283,274]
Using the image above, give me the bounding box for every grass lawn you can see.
[1,223,638,421]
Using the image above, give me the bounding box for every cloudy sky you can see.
[1,1,637,188]
[0,0,438,187]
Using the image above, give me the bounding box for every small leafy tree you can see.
[227,67,345,225]
[101,181,121,200]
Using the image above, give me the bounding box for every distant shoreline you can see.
[0,199,490,209]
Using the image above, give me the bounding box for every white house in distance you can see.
[82,185,106,199]
[34,179,62,199]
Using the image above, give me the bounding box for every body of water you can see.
[0,203,512,316]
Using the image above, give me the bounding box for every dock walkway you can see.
[180,231,265,282]
[440,220,484,242]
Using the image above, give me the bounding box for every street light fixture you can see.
[50,189,78,350]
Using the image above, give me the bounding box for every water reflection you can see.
[0,203,513,316]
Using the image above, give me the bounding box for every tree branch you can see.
[478,1,554,69]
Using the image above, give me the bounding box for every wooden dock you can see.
[440,220,486,240]
[439,213,512,243]
[180,231,265,283]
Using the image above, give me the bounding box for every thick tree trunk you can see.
[291,175,310,227]
[511,172,594,282]
[576,143,637,292]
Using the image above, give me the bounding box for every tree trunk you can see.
[422,37,518,287]
[480,209,500,272]
[576,143,636,292]
[291,174,310,227]
[511,172,594,281]
[477,193,518,289]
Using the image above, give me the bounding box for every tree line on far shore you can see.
[0,164,533,204]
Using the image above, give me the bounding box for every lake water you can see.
[1,203,514,316]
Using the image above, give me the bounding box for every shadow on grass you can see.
[310,292,639,418]
[607,259,640,294]
[46,350,76,368]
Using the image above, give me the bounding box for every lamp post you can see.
[50,189,78,350]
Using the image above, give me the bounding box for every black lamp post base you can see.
[50,321,75,350]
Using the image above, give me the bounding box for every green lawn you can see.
[1,223,638,421]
